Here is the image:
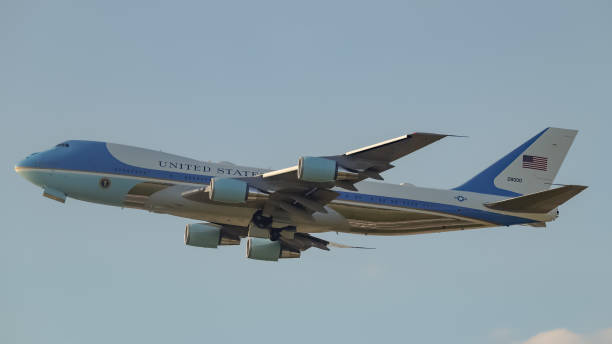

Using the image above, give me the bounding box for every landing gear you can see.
[269,230,281,241]
[249,210,295,241]
[248,210,273,239]
[252,210,273,228]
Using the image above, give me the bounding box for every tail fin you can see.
[454,128,578,197]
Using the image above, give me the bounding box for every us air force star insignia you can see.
[454,195,467,202]
[99,178,111,189]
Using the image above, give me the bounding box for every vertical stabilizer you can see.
[454,128,578,197]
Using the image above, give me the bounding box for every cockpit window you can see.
[56,142,70,148]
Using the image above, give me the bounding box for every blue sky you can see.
[1,1,610,343]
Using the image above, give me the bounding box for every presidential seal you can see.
[99,177,111,189]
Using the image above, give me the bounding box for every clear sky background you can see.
[1,1,610,343]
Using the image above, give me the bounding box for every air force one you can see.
[15,127,586,261]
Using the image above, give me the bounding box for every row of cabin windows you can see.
[114,168,147,175]
[113,168,208,182]
[183,174,208,182]
[341,193,453,210]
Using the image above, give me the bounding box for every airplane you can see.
[15,127,587,261]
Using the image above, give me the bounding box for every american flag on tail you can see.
[522,155,548,171]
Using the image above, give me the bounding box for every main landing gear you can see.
[252,210,273,228]
[249,210,295,241]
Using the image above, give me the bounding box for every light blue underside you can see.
[19,169,141,206]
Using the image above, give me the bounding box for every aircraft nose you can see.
[15,153,39,172]
[15,152,49,187]
[15,158,28,172]
[15,151,49,179]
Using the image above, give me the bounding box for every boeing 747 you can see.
[15,128,586,261]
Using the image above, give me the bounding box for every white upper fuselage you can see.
[15,140,556,236]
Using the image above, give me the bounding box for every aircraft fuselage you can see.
[15,140,555,236]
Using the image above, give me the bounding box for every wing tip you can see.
[409,132,468,139]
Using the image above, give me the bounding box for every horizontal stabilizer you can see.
[484,185,587,213]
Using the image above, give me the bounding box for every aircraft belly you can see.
[330,202,486,235]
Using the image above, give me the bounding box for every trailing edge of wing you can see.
[327,241,375,249]
[283,233,375,251]
[484,185,587,213]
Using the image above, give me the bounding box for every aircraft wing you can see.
[342,132,449,163]
[183,132,448,223]
[250,132,447,190]
[246,132,446,187]
[237,132,448,215]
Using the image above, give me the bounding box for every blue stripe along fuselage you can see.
[335,192,533,226]
[18,140,535,226]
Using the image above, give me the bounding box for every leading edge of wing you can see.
[260,131,455,182]
[343,132,461,163]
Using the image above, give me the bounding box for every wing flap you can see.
[280,233,374,251]
[484,185,587,213]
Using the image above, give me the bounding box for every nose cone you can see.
[15,159,24,171]
[15,152,48,187]
[15,152,41,171]
[15,161,30,184]
[15,157,31,170]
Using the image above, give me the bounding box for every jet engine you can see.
[246,237,300,261]
[297,157,359,182]
[184,223,240,248]
[208,178,268,203]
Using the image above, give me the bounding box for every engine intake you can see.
[246,237,300,261]
[185,223,240,248]
[297,157,359,183]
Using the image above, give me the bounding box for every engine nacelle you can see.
[209,178,248,203]
[208,178,269,203]
[297,157,360,183]
[185,223,240,248]
[298,156,337,182]
[246,237,300,261]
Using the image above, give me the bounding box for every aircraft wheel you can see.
[252,210,272,228]
[269,230,281,241]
